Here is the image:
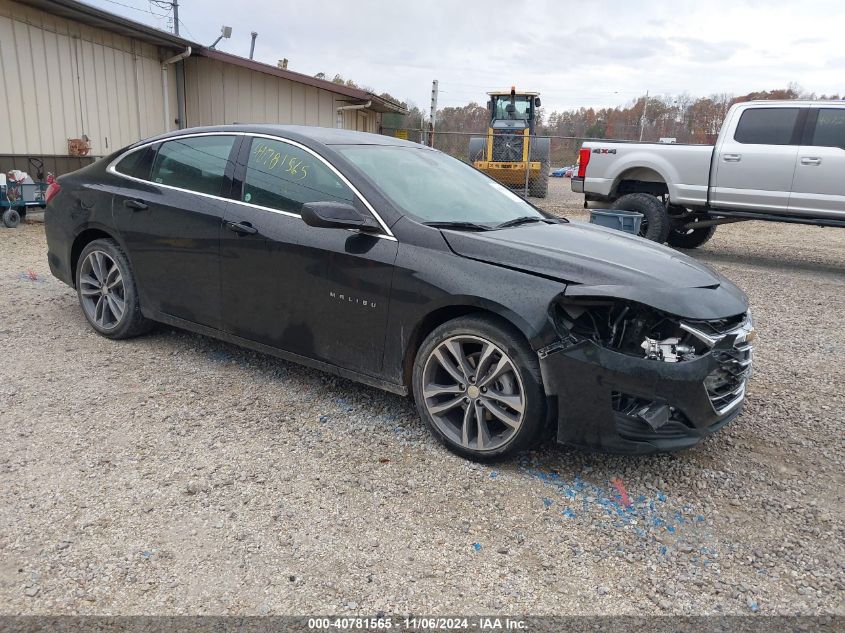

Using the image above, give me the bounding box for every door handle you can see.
[225,221,258,235]
[123,198,148,210]
[801,157,822,166]
[722,154,742,162]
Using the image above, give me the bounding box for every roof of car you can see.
[134,124,424,150]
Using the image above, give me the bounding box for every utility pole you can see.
[150,1,179,34]
[429,79,438,147]
[153,0,185,128]
[638,90,649,142]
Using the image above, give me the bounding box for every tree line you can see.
[387,84,842,165]
[322,74,841,165]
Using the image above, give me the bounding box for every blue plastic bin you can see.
[589,209,643,235]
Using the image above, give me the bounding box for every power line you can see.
[100,0,165,18]
[177,19,197,41]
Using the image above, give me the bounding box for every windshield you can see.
[493,96,531,121]
[336,145,543,225]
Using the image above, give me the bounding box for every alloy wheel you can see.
[79,250,126,330]
[421,335,526,452]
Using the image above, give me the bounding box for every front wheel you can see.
[412,315,547,461]
[529,138,550,198]
[76,238,153,339]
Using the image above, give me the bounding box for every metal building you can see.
[0,0,406,174]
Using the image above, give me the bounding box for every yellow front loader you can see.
[469,87,549,198]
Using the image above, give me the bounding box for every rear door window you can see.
[114,147,154,180]
[734,108,800,145]
[241,137,355,214]
[810,108,845,149]
[150,135,236,196]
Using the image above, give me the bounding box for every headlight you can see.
[553,298,710,362]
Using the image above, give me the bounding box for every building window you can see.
[150,135,236,196]
[242,138,355,214]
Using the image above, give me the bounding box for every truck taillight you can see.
[45,181,61,204]
[577,148,591,178]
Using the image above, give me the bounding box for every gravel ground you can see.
[1,178,843,616]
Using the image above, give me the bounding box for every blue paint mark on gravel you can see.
[519,457,716,563]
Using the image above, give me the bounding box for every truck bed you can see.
[578,141,714,208]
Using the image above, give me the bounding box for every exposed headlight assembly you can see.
[553,298,712,362]
[640,336,696,363]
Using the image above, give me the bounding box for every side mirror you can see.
[534,97,541,108]
[300,201,379,232]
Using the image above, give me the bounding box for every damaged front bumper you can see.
[538,338,748,454]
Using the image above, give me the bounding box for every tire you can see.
[667,216,717,249]
[3,209,20,228]
[412,315,547,461]
[528,137,550,198]
[468,137,486,163]
[75,238,152,339]
[612,193,670,243]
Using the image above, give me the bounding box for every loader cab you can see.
[488,90,541,133]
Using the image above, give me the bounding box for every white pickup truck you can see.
[572,100,845,247]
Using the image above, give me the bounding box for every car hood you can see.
[441,221,748,319]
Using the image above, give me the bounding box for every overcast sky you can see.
[90,0,843,112]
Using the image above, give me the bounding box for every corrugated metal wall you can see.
[0,0,172,158]
[0,0,384,168]
[184,56,382,133]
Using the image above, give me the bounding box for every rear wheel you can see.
[412,315,546,461]
[667,214,717,248]
[612,193,670,242]
[76,238,152,339]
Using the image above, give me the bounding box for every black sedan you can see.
[45,125,754,460]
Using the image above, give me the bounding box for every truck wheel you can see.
[529,138,550,198]
[667,219,717,249]
[468,137,486,163]
[612,193,670,243]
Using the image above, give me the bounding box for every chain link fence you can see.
[380,127,584,199]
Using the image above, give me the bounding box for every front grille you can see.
[690,315,754,415]
[685,313,746,337]
[492,132,524,162]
